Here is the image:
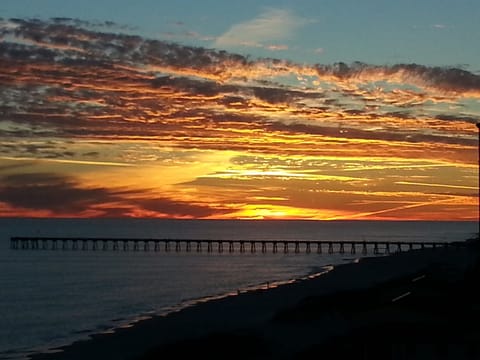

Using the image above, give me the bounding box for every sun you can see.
[240,208,289,220]
[231,204,346,220]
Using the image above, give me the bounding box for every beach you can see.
[29,237,480,360]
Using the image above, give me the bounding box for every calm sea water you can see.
[0,219,476,360]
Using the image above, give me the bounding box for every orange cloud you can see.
[0,18,478,220]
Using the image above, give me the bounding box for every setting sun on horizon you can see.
[0,2,479,221]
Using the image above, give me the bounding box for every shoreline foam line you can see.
[23,264,337,360]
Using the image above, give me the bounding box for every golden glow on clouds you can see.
[200,169,365,182]
[0,18,478,220]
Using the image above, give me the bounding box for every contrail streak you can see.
[395,181,477,190]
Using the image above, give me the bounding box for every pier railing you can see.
[9,236,463,255]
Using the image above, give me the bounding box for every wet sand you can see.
[31,239,479,360]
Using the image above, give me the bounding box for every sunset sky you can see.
[0,0,479,220]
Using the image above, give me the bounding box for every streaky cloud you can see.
[0,156,135,167]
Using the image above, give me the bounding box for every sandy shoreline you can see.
[30,241,479,360]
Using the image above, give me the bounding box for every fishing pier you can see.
[9,236,461,255]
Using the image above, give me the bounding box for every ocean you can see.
[0,219,477,360]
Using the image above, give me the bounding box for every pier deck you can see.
[10,236,462,255]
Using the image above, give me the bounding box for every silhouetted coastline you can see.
[30,236,480,360]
